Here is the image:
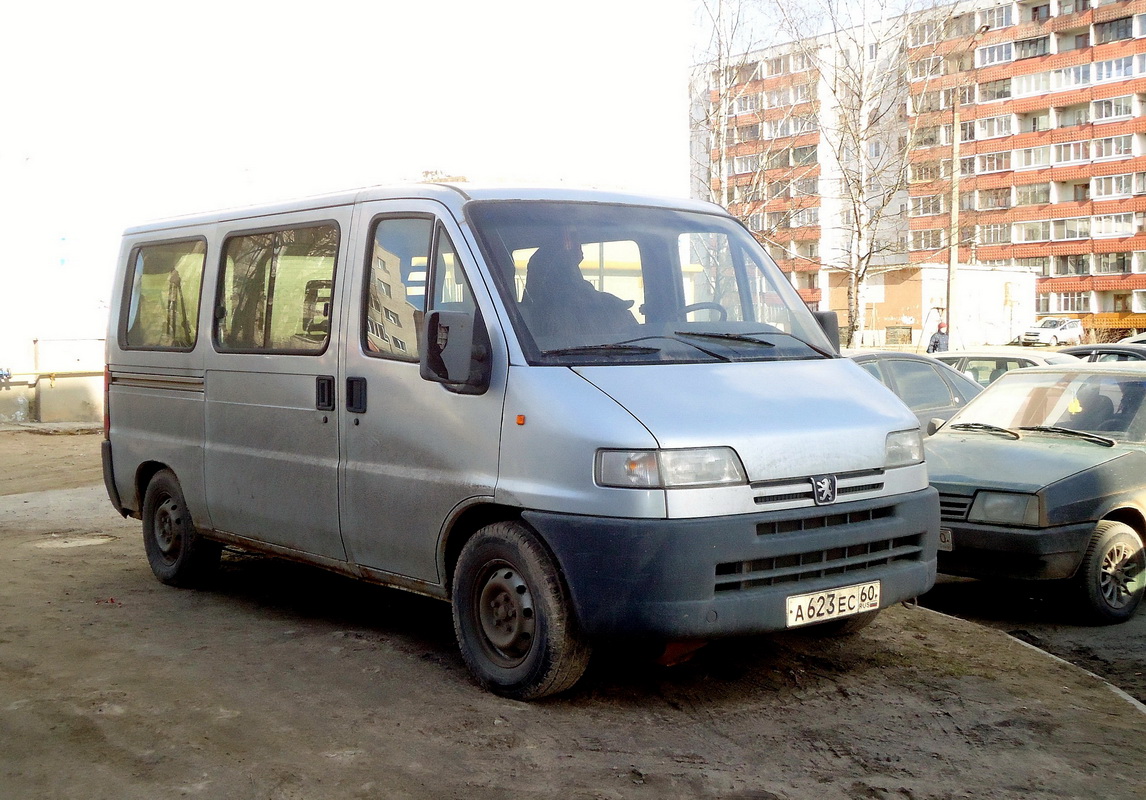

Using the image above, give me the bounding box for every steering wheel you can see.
[682,302,728,321]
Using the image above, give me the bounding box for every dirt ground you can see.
[1,430,1145,799]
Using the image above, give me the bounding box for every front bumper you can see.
[525,487,938,638]
[937,519,1095,581]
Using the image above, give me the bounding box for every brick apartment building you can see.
[906,0,1146,339]
[694,0,1146,345]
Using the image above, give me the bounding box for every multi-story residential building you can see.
[906,0,1146,339]
[694,0,1146,345]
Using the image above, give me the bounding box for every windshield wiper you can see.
[541,343,662,357]
[1016,426,1116,447]
[672,330,776,347]
[949,422,1022,440]
[673,330,833,359]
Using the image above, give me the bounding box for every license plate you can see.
[785,581,880,628]
[938,527,953,552]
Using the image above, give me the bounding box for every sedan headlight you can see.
[968,491,1040,526]
[885,429,924,468]
[596,447,747,489]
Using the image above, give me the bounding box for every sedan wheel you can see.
[1077,521,1145,623]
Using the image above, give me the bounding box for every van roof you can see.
[122,184,726,234]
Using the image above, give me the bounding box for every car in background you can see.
[926,363,1146,623]
[935,347,1081,387]
[1060,343,1146,363]
[847,350,982,428]
[1118,332,1146,344]
[1021,317,1083,347]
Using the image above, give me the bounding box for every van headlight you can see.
[885,429,924,468]
[968,492,1040,526]
[596,447,747,488]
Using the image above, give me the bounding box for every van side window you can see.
[364,218,433,361]
[123,239,206,350]
[216,224,339,353]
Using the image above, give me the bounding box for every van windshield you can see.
[466,201,834,365]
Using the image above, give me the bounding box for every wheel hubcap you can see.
[154,497,183,559]
[476,565,535,664]
[1099,542,1144,608]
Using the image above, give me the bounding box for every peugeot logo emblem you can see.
[811,474,837,505]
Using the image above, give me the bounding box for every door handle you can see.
[346,376,367,413]
[316,375,335,411]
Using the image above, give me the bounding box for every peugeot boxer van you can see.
[103,184,939,698]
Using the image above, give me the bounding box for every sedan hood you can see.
[925,432,1130,493]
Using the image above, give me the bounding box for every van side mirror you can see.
[927,417,946,436]
[420,309,490,395]
[813,310,840,353]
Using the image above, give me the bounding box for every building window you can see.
[793,177,818,196]
[1016,147,1050,169]
[1092,175,1134,199]
[1052,67,1090,91]
[1054,141,1089,164]
[1016,183,1050,205]
[1093,96,1133,122]
[1096,253,1131,274]
[978,151,1011,173]
[1031,5,1050,22]
[979,79,1012,102]
[766,56,787,76]
[977,43,1013,67]
[909,56,942,81]
[1052,217,1090,241]
[1094,135,1134,160]
[1074,183,1091,201]
[910,195,945,216]
[910,229,946,251]
[1060,0,1089,13]
[979,187,1011,209]
[977,115,1011,139]
[791,207,820,227]
[979,223,1011,244]
[1095,57,1134,82]
[1014,72,1049,96]
[792,145,817,165]
[1054,255,1089,275]
[1058,104,1089,128]
[980,5,1013,29]
[1093,214,1135,237]
[1016,220,1051,242]
[766,88,788,107]
[1015,37,1049,59]
[911,161,941,181]
[1057,292,1090,312]
[1095,17,1133,44]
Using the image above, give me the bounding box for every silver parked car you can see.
[847,351,982,428]
[926,363,1146,623]
[935,347,1081,387]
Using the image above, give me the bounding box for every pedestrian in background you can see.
[927,322,949,353]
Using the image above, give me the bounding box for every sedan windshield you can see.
[944,370,1146,443]
[466,201,834,365]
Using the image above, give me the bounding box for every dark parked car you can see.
[1060,343,1146,362]
[926,363,1146,622]
[848,351,982,428]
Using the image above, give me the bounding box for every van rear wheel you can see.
[142,470,221,587]
[452,521,591,700]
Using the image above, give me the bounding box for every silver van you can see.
[103,185,938,698]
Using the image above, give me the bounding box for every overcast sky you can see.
[0,0,694,345]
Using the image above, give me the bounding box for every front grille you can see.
[752,468,886,507]
[714,534,925,593]
[939,494,973,522]
[757,505,893,536]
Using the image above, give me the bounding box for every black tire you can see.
[1076,520,1145,624]
[142,470,221,587]
[802,609,881,637]
[452,521,591,700]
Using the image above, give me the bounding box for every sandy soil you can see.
[1,431,1144,798]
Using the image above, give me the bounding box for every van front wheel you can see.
[452,522,591,700]
[142,470,221,587]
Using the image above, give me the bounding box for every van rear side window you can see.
[123,239,206,350]
[216,224,339,353]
